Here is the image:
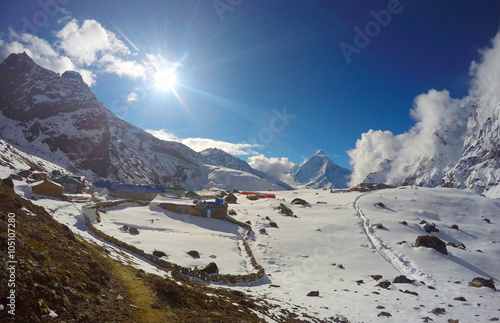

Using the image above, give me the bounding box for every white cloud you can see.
[127,92,139,102]
[348,29,500,187]
[469,32,500,124]
[248,154,297,184]
[0,18,181,88]
[56,19,130,66]
[99,54,146,79]
[0,29,96,85]
[145,129,262,155]
[348,89,469,186]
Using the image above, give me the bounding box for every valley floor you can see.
[13,182,500,322]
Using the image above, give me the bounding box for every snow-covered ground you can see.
[13,181,500,322]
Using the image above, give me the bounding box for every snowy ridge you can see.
[292,150,351,188]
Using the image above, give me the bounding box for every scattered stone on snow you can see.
[200,262,219,275]
[187,250,200,259]
[377,311,392,317]
[228,209,237,215]
[152,250,167,258]
[307,291,320,297]
[415,235,448,255]
[453,296,466,301]
[376,281,391,289]
[424,223,439,233]
[370,275,383,281]
[430,307,446,316]
[374,202,386,208]
[468,277,496,290]
[392,275,414,284]
[128,226,139,235]
[269,221,279,228]
[451,224,459,230]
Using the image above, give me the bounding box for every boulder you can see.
[291,198,308,206]
[424,223,439,233]
[451,224,459,230]
[153,250,167,258]
[228,209,237,215]
[392,275,414,284]
[306,291,319,297]
[468,277,496,290]
[225,193,237,204]
[278,203,293,217]
[200,262,219,275]
[246,194,259,200]
[374,202,386,208]
[129,226,140,235]
[269,221,279,228]
[415,235,448,255]
[187,250,200,259]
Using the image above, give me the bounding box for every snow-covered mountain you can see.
[0,53,288,190]
[292,150,351,188]
[357,97,500,198]
[201,148,293,190]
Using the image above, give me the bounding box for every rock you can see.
[430,307,446,315]
[306,291,320,297]
[374,223,384,229]
[401,221,408,226]
[122,225,129,231]
[377,311,392,317]
[116,295,124,300]
[153,250,167,258]
[376,305,385,309]
[278,203,293,217]
[232,290,244,297]
[451,224,459,230]
[246,194,259,200]
[392,275,414,284]
[403,290,418,296]
[483,218,491,224]
[187,250,200,259]
[224,193,237,204]
[200,262,219,275]
[375,202,386,208]
[415,235,448,255]
[419,220,427,224]
[457,243,466,249]
[424,223,439,233]
[448,320,459,323]
[370,275,383,281]
[468,277,496,290]
[245,220,251,225]
[447,242,457,247]
[129,226,139,235]
[269,221,279,228]
[453,296,466,301]
[376,281,391,289]
[397,241,407,245]
[228,209,237,215]
[356,280,364,285]
[259,228,267,234]
[291,198,308,206]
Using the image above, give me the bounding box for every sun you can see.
[153,68,177,91]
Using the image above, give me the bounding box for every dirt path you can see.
[110,262,172,323]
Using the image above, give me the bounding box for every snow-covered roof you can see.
[110,183,164,193]
[151,194,197,206]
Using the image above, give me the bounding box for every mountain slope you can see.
[293,150,351,188]
[201,147,293,190]
[357,98,500,198]
[0,53,289,190]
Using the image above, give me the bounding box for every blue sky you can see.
[1,1,499,170]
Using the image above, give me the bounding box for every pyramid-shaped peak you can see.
[2,51,36,67]
[315,150,326,156]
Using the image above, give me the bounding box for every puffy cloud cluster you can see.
[0,18,176,87]
[248,154,297,184]
[469,32,500,124]
[145,129,262,155]
[349,31,500,186]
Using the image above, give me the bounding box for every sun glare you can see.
[153,68,177,91]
